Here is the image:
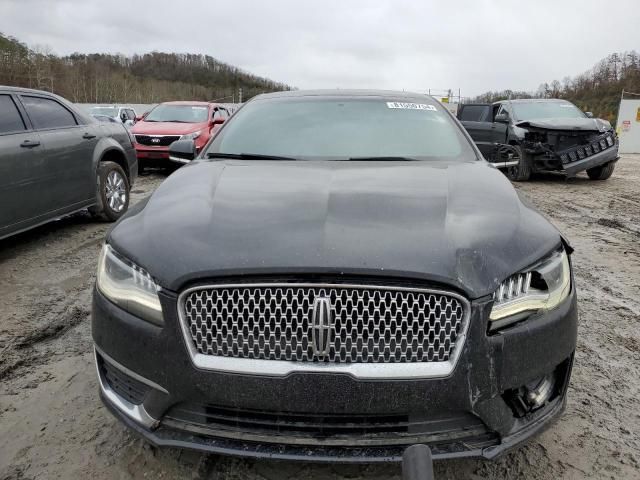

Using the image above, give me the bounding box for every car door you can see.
[491,103,511,145]
[0,93,47,236]
[458,104,494,157]
[18,94,99,210]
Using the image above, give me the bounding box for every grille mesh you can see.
[134,135,181,146]
[182,284,466,364]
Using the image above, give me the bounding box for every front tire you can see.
[90,161,130,221]
[586,161,615,180]
[505,146,532,182]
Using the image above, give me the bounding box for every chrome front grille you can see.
[134,134,181,146]
[180,283,468,366]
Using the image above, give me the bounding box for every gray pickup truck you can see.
[0,86,137,240]
[457,99,619,181]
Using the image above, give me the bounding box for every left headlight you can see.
[96,244,163,325]
[489,247,571,331]
[180,130,202,141]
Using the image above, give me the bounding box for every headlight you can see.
[489,248,571,331]
[180,130,202,141]
[96,244,163,325]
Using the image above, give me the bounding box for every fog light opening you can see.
[525,374,556,409]
[504,372,558,418]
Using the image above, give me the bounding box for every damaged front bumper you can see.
[92,288,578,463]
[523,129,619,175]
[561,147,619,176]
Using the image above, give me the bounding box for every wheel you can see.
[586,161,615,180]
[505,146,531,182]
[89,161,130,221]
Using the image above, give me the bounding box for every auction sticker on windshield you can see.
[386,102,437,111]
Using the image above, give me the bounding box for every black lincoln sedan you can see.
[92,90,577,463]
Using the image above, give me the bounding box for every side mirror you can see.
[168,139,197,164]
[494,113,510,123]
[123,119,134,127]
[210,117,225,127]
[585,111,594,118]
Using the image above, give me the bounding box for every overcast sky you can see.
[1,0,638,97]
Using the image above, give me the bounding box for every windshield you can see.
[145,104,209,123]
[207,97,475,160]
[512,101,586,121]
[90,107,118,117]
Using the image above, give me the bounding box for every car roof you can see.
[0,85,59,96]
[252,89,440,104]
[160,100,219,107]
[496,98,573,104]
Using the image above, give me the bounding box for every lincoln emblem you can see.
[311,296,333,357]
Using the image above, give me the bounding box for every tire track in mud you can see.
[0,175,165,386]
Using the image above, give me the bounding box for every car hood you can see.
[131,121,206,135]
[109,160,561,298]
[515,117,611,132]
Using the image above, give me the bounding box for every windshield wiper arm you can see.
[206,152,299,161]
[347,156,419,161]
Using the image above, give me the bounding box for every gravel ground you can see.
[1,157,639,480]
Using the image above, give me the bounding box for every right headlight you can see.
[96,244,163,325]
[180,130,202,141]
[489,248,571,331]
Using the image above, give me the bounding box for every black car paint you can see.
[93,283,577,461]
[94,90,578,462]
[457,99,619,175]
[109,159,560,299]
[0,86,137,239]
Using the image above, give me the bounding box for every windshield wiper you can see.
[206,152,299,161]
[347,156,419,161]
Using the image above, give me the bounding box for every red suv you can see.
[131,101,229,170]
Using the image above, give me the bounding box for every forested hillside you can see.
[0,33,292,103]
[471,52,640,124]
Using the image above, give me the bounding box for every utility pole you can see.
[238,87,243,104]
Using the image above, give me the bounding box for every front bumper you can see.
[562,147,619,176]
[135,146,170,162]
[92,287,578,463]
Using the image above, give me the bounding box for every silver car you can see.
[90,105,138,128]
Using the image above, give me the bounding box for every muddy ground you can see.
[1,156,639,480]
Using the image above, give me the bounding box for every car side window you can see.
[20,95,77,130]
[0,95,26,134]
[458,105,488,122]
[497,104,513,119]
